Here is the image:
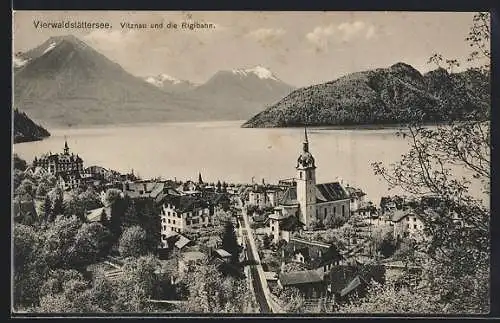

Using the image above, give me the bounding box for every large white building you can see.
[268,128,351,242]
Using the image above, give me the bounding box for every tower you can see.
[296,126,317,228]
[64,138,70,155]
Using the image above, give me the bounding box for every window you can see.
[271,226,274,231]
[168,219,171,224]
[333,207,336,215]
[342,205,345,216]
[406,223,410,229]
[163,225,166,230]
[299,171,302,179]
[173,220,176,225]
[324,208,327,218]
[162,218,166,223]
[414,224,417,229]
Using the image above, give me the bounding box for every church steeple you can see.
[64,138,70,155]
[198,172,204,184]
[303,126,309,153]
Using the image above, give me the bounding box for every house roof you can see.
[279,187,299,206]
[175,235,191,249]
[214,249,232,258]
[279,270,324,286]
[286,238,343,268]
[58,171,82,182]
[345,186,366,198]
[390,209,423,222]
[340,275,366,297]
[86,207,111,222]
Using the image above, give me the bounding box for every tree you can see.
[182,261,252,313]
[118,225,148,258]
[371,12,490,314]
[262,234,271,249]
[13,224,48,308]
[73,222,113,263]
[277,287,306,313]
[111,255,160,312]
[139,200,161,253]
[220,221,239,263]
[13,154,27,171]
[336,281,444,314]
[42,196,53,222]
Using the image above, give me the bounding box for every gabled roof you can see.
[86,207,111,222]
[214,249,232,258]
[279,187,298,206]
[165,195,209,213]
[286,238,343,268]
[316,182,350,203]
[345,186,366,198]
[340,275,367,297]
[279,270,324,286]
[58,171,82,182]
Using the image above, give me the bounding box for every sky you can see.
[12,11,486,87]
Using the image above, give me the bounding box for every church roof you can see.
[278,182,349,206]
[316,182,350,203]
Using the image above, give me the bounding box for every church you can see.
[268,128,351,243]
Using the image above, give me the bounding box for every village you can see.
[13,129,459,313]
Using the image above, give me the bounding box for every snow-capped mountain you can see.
[144,74,196,93]
[194,65,294,104]
[231,65,280,81]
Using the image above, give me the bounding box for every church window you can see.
[299,172,303,179]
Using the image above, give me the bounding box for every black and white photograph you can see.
[11,11,490,315]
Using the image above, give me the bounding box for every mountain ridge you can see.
[13,35,295,126]
[242,62,490,128]
[13,109,51,143]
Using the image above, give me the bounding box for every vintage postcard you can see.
[12,11,490,315]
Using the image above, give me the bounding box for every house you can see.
[391,210,425,240]
[160,231,192,250]
[344,185,367,213]
[84,165,112,180]
[283,237,343,273]
[325,263,386,303]
[213,249,232,263]
[268,213,302,243]
[277,270,326,298]
[247,184,283,208]
[160,195,213,235]
[355,203,378,218]
[57,171,83,190]
[122,180,166,200]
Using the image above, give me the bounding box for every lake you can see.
[13,120,487,206]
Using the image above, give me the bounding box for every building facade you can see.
[32,140,84,175]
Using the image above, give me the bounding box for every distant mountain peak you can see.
[231,65,279,81]
[144,73,195,92]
